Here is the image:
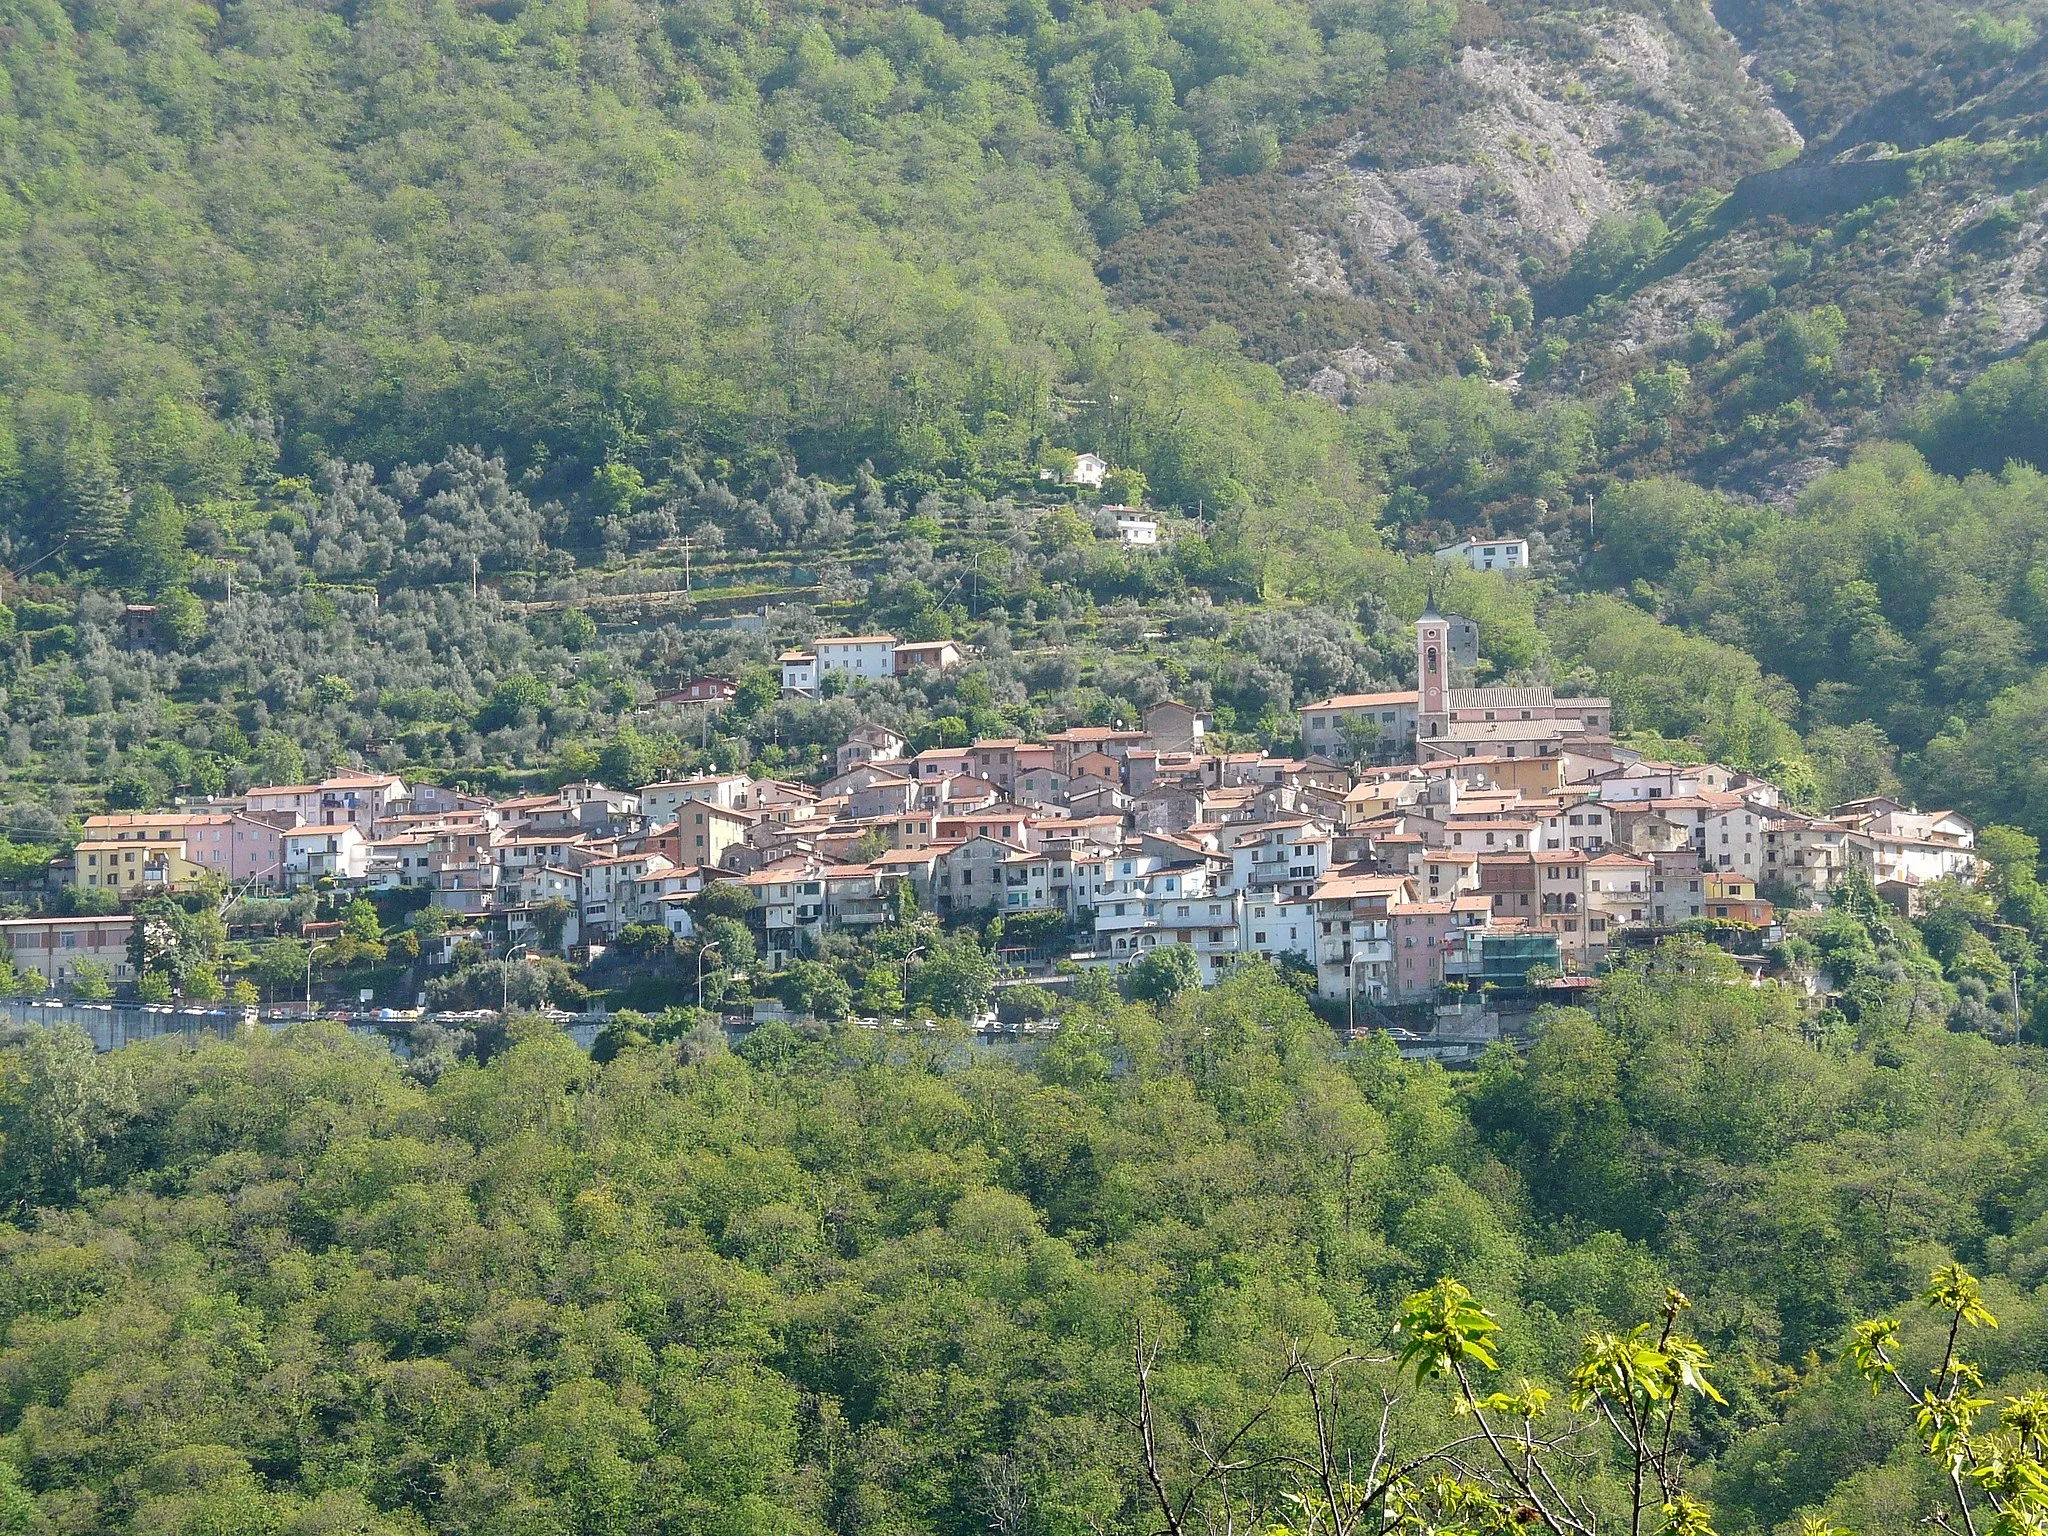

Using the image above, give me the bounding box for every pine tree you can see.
[65,446,130,565]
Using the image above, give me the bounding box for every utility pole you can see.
[471,552,479,601]
[682,536,693,598]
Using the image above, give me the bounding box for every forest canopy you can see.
[1,937,2045,1535]
[0,0,1452,542]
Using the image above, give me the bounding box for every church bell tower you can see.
[1417,603,1450,743]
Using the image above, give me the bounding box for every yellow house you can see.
[70,839,209,895]
[1704,872,1775,926]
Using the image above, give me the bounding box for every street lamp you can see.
[900,945,927,1020]
[303,938,338,1018]
[696,939,722,1012]
[502,942,529,1015]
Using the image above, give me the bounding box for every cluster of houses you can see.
[2,608,1980,1007]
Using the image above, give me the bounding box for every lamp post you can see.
[900,945,927,1021]
[502,942,529,1015]
[303,938,337,1019]
[696,939,722,1012]
[1346,931,1358,1040]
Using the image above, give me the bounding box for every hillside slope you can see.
[1517,22,2048,501]
[1103,0,1796,389]
[0,0,1451,529]
[1106,0,2048,502]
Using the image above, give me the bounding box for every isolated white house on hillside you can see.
[1435,537,1530,573]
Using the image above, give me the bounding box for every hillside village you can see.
[5,604,1979,1032]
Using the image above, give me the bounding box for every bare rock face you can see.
[1103,1,1795,391]
[1103,0,2045,499]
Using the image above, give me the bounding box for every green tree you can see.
[533,897,575,953]
[0,1459,33,1533]
[478,674,550,732]
[120,484,190,592]
[1125,943,1201,1004]
[342,898,382,943]
[776,961,852,1021]
[691,883,759,922]
[155,586,205,647]
[907,934,996,1017]
[252,730,307,787]
[68,958,113,1001]
[311,674,356,708]
[732,669,780,717]
[0,1025,137,1210]
[249,938,311,1002]
[65,440,130,565]
[696,915,756,972]
[1104,465,1149,505]
[857,966,904,1018]
[598,726,662,789]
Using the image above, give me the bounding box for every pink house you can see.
[80,810,295,888]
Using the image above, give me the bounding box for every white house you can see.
[1240,895,1315,967]
[1112,510,1159,546]
[580,851,677,937]
[658,892,699,944]
[365,832,438,889]
[1227,819,1334,899]
[816,635,900,683]
[779,650,818,696]
[1068,452,1108,488]
[1435,537,1530,573]
[281,824,368,886]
